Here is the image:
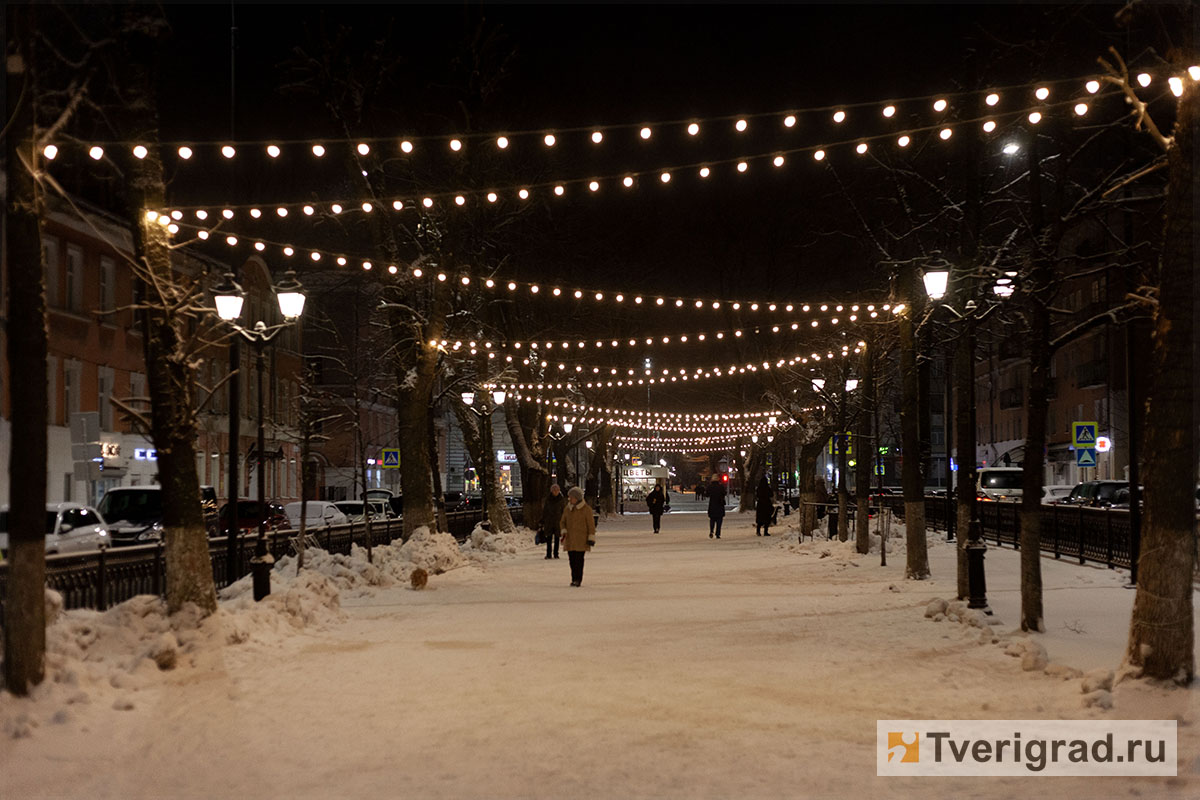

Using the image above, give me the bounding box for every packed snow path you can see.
[3,507,1196,799]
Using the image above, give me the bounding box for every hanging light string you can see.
[146,86,1141,219]
[49,70,1180,166]
[519,394,783,423]
[613,432,773,447]
[490,341,866,391]
[169,217,895,320]
[546,412,781,436]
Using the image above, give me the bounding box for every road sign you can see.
[1075,448,1096,467]
[1072,422,1097,448]
[830,432,852,455]
[381,448,400,468]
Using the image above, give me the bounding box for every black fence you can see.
[0,507,520,624]
[874,495,1135,570]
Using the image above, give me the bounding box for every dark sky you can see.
[144,2,1164,412]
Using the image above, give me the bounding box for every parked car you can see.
[283,501,348,529]
[98,486,165,546]
[1042,484,1075,503]
[977,467,1024,501]
[200,485,220,536]
[219,499,287,533]
[1062,480,1130,508]
[98,485,222,546]
[0,502,110,558]
[333,500,395,522]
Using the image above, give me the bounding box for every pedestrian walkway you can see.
[3,511,1193,800]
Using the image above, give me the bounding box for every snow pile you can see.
[398,526,467,574]
[773,518,909,556]
[461,523,537,559]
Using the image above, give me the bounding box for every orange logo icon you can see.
[887,732,919,763]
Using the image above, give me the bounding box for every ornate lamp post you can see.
[213,270,306,601]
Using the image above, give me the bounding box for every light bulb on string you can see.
[882,105,896,117]
[1085,80,1100,94]
[356,143,370,155]
[983,120,997,132]
[699,166,710,177]
[312,144,326,157]
[735,119,748,132]
[833,110,846,123]
[177,146,193,159]
[1168,77,1183,97]
[400,140,414,153]
[897,135,910,147]
[89,146,104,160]
[1035,86,1050,100]
[985,92,1000,106]
[1136,73,1151,87]
[592,131,604,143]
[639,127,652,139]
[133,145,148,159]
[933,98,947,112]
[450,139,462,151]
[1028,111,1043,124]
[687,123,700,135]
[623,176,634,187]
[496,136,509,149]
[543,134,556,147]
[1074,103,1088,116]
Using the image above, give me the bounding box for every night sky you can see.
[139,2,1164,412]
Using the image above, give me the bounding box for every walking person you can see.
[542,483,567,559]
[646,482,666,534]
[561,486,596,586]
[707,477,726,539]
[755,476,775,536]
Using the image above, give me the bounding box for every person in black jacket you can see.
[646,483,666,534]
[707,477,727,539]
[541,483,567,559]
[755,476,775,536]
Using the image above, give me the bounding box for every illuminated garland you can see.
[46,70,1190,171]
[140,89,1144,220]
[546,413,779,435]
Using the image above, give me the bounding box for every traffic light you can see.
[721,474,729,483]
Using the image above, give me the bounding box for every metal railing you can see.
[885,495,1135,570]
[0,507,521,623]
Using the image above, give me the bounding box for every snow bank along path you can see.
[2,512,1196,799]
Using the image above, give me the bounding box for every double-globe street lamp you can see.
[921,266,1011,611]
[213,270,306,601]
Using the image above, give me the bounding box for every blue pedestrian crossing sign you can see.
[1075,448,1096,468]
[1072,422,1097,448]
[381,448,400,468]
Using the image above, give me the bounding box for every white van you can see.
[977,467,1024,501]
[284,501,348,529]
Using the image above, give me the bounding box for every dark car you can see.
[1063,480,1129,508]
[97,486,165,546]
[218,500,287,533]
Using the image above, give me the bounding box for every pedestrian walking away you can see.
[646,483,666,534]
[706,477,726,539]
[755,476,774,537]
[561,486,596,586]
[541,483,567,559]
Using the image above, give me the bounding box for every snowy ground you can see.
[2,508,1196,799]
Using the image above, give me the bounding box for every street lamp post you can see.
[213,270,306,601]
[922,266,1008,611]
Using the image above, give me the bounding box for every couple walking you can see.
[541,483,596,587]
[705,476,775,538]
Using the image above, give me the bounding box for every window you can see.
[65,244,84,311]
[129,372,146,405]
[99,256,116,313]
[47,356,59,424]
[63,360,82,419]
[43,236,60,307]
[98,367,115,430]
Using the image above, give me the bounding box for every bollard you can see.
[96,543,108,611]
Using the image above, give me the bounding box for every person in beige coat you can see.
[560,486,596,587]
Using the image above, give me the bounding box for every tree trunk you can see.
[1122,85,1196,685]
[393,284,449,538]
[739,447,765,513]
[120,20,216,615]
[837,395,850,542]
[3,9,48,694]
[855,349,874,554]
[899,269,930,579]
[429,409,448,533]
[453,403,514,534]
[503,398,550,530]
[797,439,825,536]
[1018,133,1050,633]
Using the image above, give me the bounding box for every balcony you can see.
[1075,359,1108,388]
[999,387,1024,409]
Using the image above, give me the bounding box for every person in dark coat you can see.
[541,483,567,559]
[755,476,775,536]
[646,483,666,534]
[707,477,727,539]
